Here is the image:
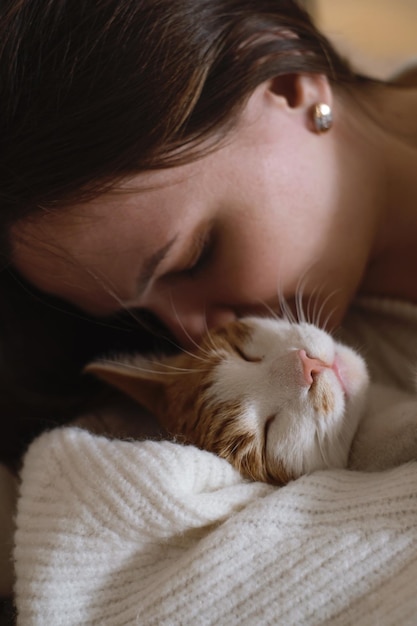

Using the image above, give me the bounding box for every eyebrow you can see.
[136,235,178,297]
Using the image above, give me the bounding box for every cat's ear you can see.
[85,358,169,416]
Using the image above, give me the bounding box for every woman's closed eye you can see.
[184,229,214,277]
[167,226,215,280]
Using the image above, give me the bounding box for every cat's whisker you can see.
[82,266,186,352]
[294,271,311,324]
[83,267,147,326]
[84,265,213,365]
[277,283,296,324]
[322,304,339,334]
[296,291,306,324]
[177,345,210,365]
[202,303,223,355]
[306,284,320,326]
[307,282,326,328]
[315,288,341,330]
[7,268,138,332]
[168,292,213,361]
[156,367,213,375]
[294,283,303,323]
[82,265,216,360]
[96,358,210,376]
[293,262,327,325]
[165,295,216,363]
[254,299,281,321]
[306,291,316,326]
[149,361,211,375]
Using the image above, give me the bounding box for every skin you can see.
[11,73,417,347]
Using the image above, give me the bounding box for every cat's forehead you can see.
[237,317,320,346]
[245,317,294,336]
[213,317,292,340]
[203,317,334,360]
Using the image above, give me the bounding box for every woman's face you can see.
[11,81,377,347]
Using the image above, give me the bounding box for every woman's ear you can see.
[267,73,333,130]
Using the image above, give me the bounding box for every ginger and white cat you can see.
[87,316,417,485]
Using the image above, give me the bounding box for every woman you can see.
[1,0,415,345]
[1,0,417,441]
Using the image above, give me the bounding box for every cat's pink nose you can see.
[298,349,331,385]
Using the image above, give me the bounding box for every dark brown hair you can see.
[0,1,362,467]
[0,0,356,237]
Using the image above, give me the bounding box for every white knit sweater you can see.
[13,298,417,625]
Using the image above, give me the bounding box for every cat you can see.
[87,315,410,485]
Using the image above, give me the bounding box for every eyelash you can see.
[183,231,213,278]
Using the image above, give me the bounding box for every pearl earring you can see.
[313,103,333,133]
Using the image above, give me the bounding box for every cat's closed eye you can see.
[264,414,275,445]
[232,344,262,363]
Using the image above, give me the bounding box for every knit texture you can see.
[13,298,417,625]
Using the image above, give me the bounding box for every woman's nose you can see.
[152,303,237,348]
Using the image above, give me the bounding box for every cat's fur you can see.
[86,316,417,485]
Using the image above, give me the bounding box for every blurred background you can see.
[303,0,417,79]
